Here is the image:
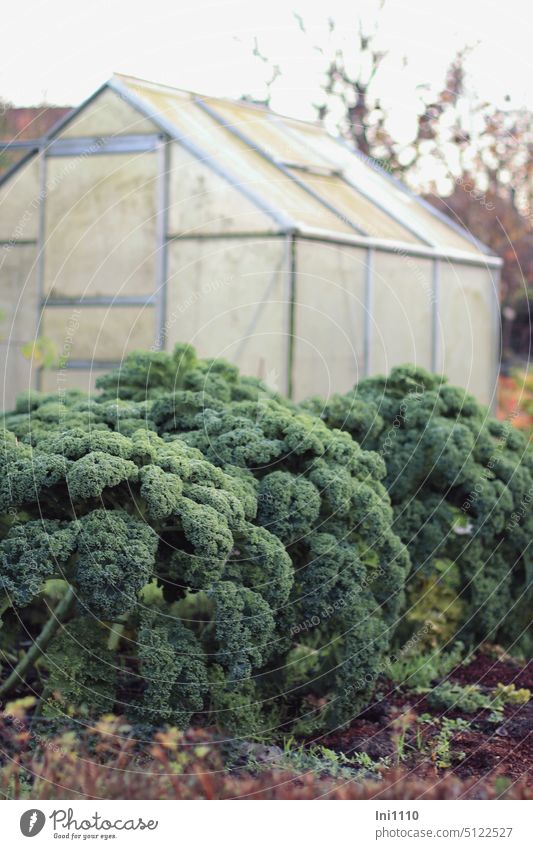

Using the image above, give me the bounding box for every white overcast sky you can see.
[2,0,531,133]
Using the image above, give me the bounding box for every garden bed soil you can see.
[315,650,533,789]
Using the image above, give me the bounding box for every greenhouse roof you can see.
[110,75,500,263]
[1,73,500,266]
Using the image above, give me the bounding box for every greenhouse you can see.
[0,74,502,408]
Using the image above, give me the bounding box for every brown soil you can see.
[314,650,533,789]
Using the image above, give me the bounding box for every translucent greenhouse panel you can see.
[43,152,158,298]
[167,143,274,236]
[59,88,157,137]
[0,344,34,410]
[166,237,287,391]
[116,76,355,235]
[288,171,420,244]
[438,263,497,406]
[0,243,38,345]
[370,251,433,374]
[0,244,39,408]
[285,126,486,256]
[292,240,366,400]
[40,367,111,396]
[41,305,156,362]
[202,99,331,169]
[0,155,40,241]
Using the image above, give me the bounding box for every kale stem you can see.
[107,617,127,651]
[0,584,76,698]
[0,594,11,623]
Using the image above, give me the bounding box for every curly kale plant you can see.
[304,365,533,648]
[0,346,409,733]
